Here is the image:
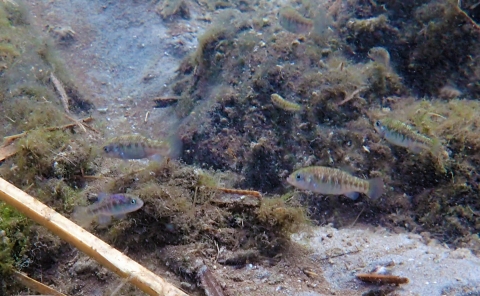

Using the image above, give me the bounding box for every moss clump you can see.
[156,0,190,20]
[4,98,67,131]
[0,202,30,277]
[0,43,20,62]
[7,129,69,183]
[1,126,93,191]
[384,98,480,154]
[256,197,308,235]
[35,179,82,212]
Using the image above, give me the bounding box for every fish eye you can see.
[131,199,136,204]
[103,146,109,152]
[295,173,302,180]
[375,120,381,127]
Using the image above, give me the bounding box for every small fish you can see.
[278,7,313,34]
[72,193,144,227]
[287,166,384,200]
[271,93,303,112]
[103,134,182,161]
[374,118,442,154]
[368,47,391,69]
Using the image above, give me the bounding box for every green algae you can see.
[0,3,95,293]
[0,202,30,276]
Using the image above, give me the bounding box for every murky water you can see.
[1,0,480,295]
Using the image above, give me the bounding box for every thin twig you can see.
[50,73,71,114]
[0,143,19,162]
[337,87,368,106]
[350,206,365,227]
[50,73,100,134]
[318,247,360,260]
[12,270,67,296]
[63,113,87,133]
[2,117,94,147]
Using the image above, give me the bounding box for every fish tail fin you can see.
[149,154,164,162]
[345,192,360,200]
[71,206,94,227]
[367,178,384,199]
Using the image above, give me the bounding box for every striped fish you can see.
[103,134,182,161]
[374,118,442,154]
[287,166,384,200]
[278,7,313,34]
[72,193,144,226]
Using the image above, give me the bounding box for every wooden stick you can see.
[0,143,18,162]
[0,177,188,296]
[12,270,67,296]
[209,187,262,198]
[356,273,409,285]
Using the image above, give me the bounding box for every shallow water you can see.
[1,0,480,295]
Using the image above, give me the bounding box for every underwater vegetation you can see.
[96,161,307,257]
[1,0,480,294]
[168,0,480,254]
[0,1,95,292]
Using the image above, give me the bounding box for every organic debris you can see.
[356,273,409,286]
[209,187,262,198]
[197,265,225,296]
[153,96,180,108]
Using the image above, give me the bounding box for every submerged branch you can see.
[12,270,67,296]
[0,177,189,296]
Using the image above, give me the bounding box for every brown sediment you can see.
[356,273,409,285]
